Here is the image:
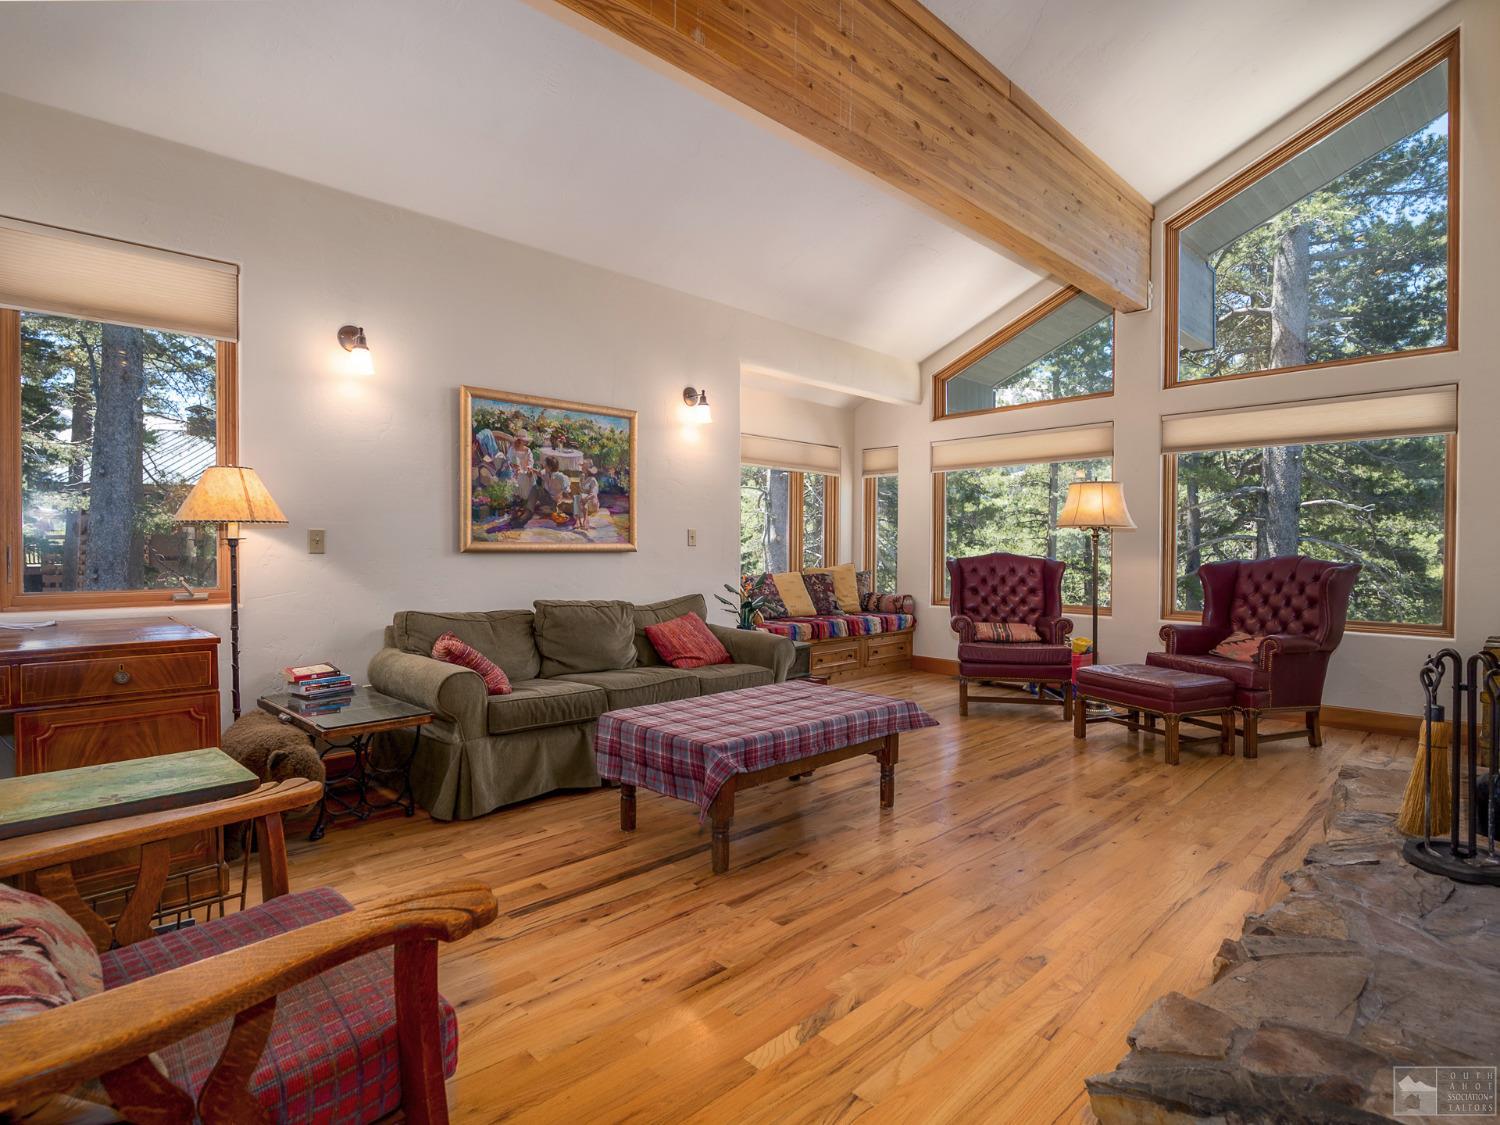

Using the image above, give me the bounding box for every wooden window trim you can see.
[1162,31,1460,391]
[931,470,1111,616]
[1158,435,1457,637]
[0,308,235,611]
[931,286,1115,422]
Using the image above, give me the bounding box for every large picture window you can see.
[739,457,838,575]
[1162,386,1455,634]
[933,287,1113,420]
[1,219,238,609]
[1166,34,1457,386]
[931,422,1114,610]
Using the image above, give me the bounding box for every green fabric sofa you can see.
[367,593,794,821]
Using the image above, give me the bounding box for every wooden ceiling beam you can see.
[546,0,1153,311]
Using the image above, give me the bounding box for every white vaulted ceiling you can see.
[0,0,1449,365]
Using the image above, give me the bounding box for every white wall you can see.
[739,385,858,565]
[0,93,913,719]
[855,0,1498,716]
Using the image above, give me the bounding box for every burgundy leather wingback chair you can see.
[948,552,1075,718]
[1149,555,1361,756]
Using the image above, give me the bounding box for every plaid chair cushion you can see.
[102,887,459,1125]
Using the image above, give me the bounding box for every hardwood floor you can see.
[279,671,1411,1123]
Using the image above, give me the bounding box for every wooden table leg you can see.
[878,734,899,809]
[1220,712,1236,756]
[619,784,636,831]
[1073,693,1088,739]
[709,782,734,874]
[1164,714,1181,766]
[1126,709,1140,732]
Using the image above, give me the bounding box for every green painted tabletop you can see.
[0,747,258,841]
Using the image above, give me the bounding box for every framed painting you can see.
[460,386,638,552]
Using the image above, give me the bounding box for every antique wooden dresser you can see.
[0,618,222,906]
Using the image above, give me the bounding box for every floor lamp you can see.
[1056,479,1135,667]
[175,466,288,719]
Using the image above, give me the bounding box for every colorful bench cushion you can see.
[756,613,914,641]
[102,887,459,1125]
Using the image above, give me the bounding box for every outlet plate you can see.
[308,529,326,554]
[687,528,697,547]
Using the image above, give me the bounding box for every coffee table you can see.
[258,686,433,840]
[595,680,938,874]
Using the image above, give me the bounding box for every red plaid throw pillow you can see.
[432,632,512,694]
[972,621,1041,643]
[1210,631,1262,662]
[644,613,732,669]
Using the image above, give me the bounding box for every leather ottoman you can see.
[1073,663,1236,765]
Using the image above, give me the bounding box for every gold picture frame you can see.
[459,385,638,553]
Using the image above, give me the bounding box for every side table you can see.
[258,687,433,840]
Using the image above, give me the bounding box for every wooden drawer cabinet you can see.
[17,649,216,707]
[1,619,221,905]
[866,634,912,664]
[811,641,861,675]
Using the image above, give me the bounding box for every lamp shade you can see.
[174,466,287,526]
[1057,480,1136,530]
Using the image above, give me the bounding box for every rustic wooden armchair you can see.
[0,779,497,1124]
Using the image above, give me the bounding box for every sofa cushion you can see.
[486,678,607,734]
[806,563,861,613]
[686,663,774,695]
[801,572,841,616]
[747,573,788,621]
[432,632,512,695]
[555,667,699,710]
[771,571,816,617]
[534,600,636,677]
[102,887,458,1125]
[644,613,732,669]
[391,609,540,682]
[631,594,709,666]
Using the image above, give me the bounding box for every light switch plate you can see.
[687,529,697,547]
[308,529,326,554]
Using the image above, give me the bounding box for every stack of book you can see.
[282,663,355,714]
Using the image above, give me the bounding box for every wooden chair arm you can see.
[0,779,323,880]
[0,882,498,1114]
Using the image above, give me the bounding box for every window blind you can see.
[931,422,1113,473]
[0,216,239,341]
[740,433,841,474]
[861,446,898,476]
[1160,384,1458,454]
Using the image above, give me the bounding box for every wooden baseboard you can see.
[907,658,1416,736]
[911,656,958,676]
[1321,706,1419,736]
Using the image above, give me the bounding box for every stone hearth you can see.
[1087,751,1500,1124]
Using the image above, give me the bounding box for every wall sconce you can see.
[338,324,374,375]
[682,386,712,424]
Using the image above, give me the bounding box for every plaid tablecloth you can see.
[595,679,938,817]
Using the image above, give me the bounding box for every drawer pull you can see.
[112,665,132,685]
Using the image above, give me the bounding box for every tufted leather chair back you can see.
[947,552,1065,626]
[1197,556,1361,650]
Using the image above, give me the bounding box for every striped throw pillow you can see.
[432,632,512,694]
[644,613,732,669]
[972,621,1041,643]
[1210,631,1262,662]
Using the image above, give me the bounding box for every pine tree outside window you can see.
[933,287,1113,420]
[1166,36,1456,386]
[0,220,238,609]
[1162,385,1456,635]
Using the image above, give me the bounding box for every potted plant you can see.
[715,577,769,630]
